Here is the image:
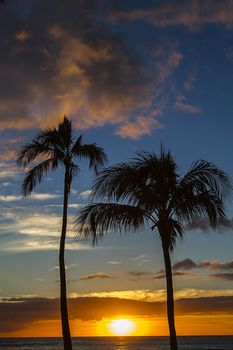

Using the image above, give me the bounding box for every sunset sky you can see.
[0,0,233,337]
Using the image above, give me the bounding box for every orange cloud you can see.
[116,116,162,139]
[15,30,31,42]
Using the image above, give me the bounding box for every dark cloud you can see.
[151,272,166,280]
[127,270,151,280]
[173,258,197,271]
[199,261,233,271]
[211,273,233,281]
[173,258,233,272]
[175,296,233,315]
[1,295,233,333]
[80,272,114,280]
[0,297,59,333]
[152,271,194,280]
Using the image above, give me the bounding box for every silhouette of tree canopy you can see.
[18,116,107,350]
[76,149,231,350]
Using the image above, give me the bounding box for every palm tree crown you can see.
[76,150,230,249]
[75,149,231,350]
[17,116,106,196]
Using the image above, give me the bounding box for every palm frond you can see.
[73,143,107,173]
[92,151,177,211]
[36,129,63,150]
[71,135,82,155]
[174,189,227,229]
[179,160,232,200]
[169,220,184,252]
[75,203,147,244]
[17,141,54,167]
[92,163,141,200]
[22,157,59,196]
[170,160,231,230]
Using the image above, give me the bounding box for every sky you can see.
[0,0,233,337]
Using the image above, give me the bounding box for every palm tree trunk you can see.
[59,166,72,350]
[162,243,178,350]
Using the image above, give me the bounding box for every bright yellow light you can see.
[108,318,135,336]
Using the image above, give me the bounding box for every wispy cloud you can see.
[0,137,25,161]
[130,253,152,266]
[0,209,91,252]
[174,95,201,114]
[31,193,62,200]
[79,190,92,199]
[183,69,197,92]
[80,272,115,280]
[127,270,152,281]
[107,260,122,265]
[0,193,61,202]
[152,271,196,280]
[111,1,233,30]
[50,264,78,271]
[0,195,22,202]
[0,162,19,178]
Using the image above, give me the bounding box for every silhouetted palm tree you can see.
[17,116,107,350]
[75,149,231,350]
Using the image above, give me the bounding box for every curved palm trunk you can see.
[162,242,178,350]
[59,167,72,350]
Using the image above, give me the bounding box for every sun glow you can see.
[108,318,136,336]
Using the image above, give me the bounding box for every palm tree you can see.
[17,116,107,350]
[75,149,231,350]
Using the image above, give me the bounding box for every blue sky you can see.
[0,0,233,336]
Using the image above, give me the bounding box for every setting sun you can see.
[108,318,136,336]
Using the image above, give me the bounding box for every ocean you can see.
[0,337,232,350]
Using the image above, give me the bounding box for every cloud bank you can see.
[1,295,233,333]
